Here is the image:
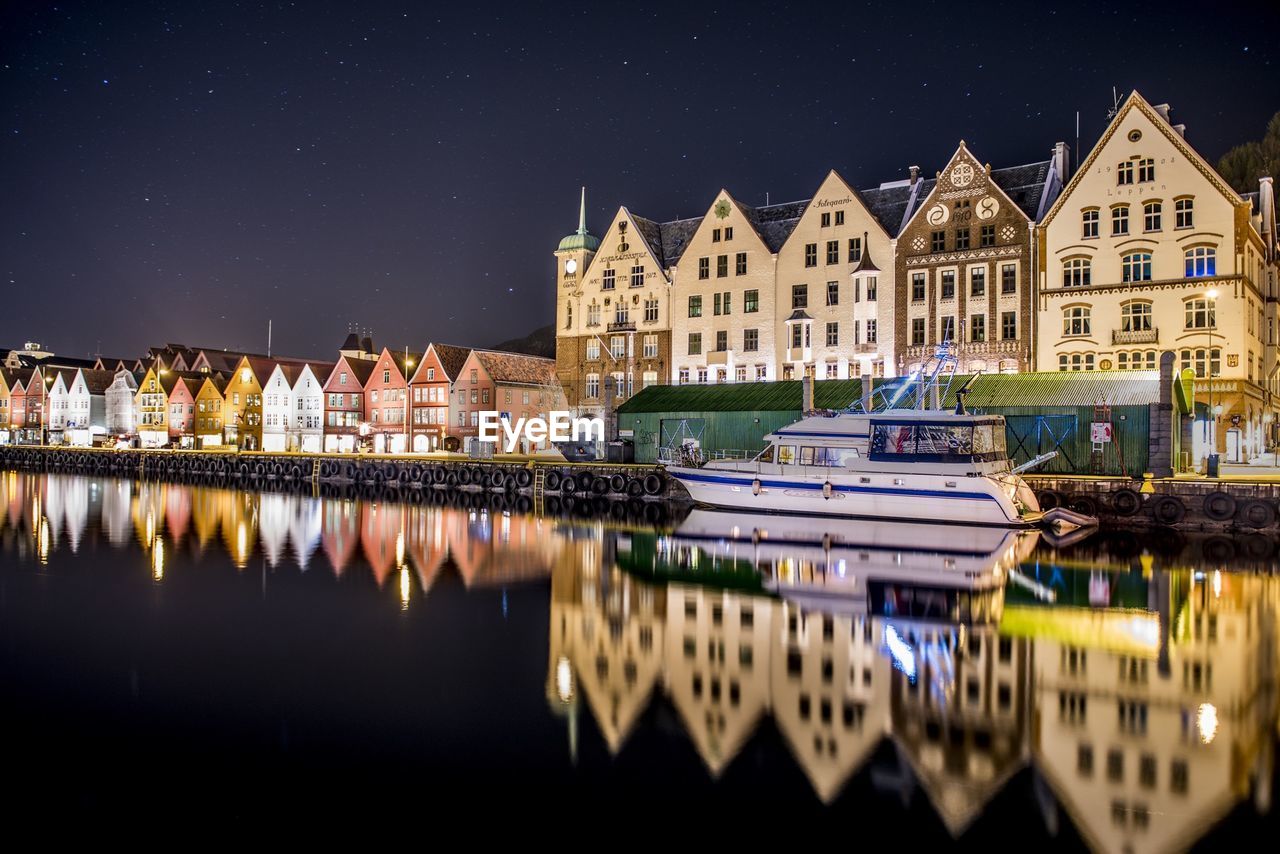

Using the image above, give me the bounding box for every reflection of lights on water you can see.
[1197,703,1218,744]
[395,530,405,567]
[152,536,165,582]
[235,522,248,566]
[1212,570,1222,598]
[884,625,916,681]
[37,516,50,564]
[1120,616,1160,648]
[399,567,410,610]
[556,656,574,702]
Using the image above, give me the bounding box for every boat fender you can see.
[822,481,833,500]
[752,478,762,496]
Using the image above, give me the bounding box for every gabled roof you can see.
[177,376,205,397]
[860,179,933,236]
[420,343,472,383]
[989,159,1057,221]
[1042,90,1244,228]
[77,369,117,395]
[196,374,227,395]
[471,349,557,387]
[325,354,376,388]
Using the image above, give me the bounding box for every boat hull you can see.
[666,466,1029,527]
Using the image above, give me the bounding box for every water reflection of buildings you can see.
[0,473,557,595]
[548,522,1280,850]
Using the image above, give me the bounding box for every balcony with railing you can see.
[606,320,636,333]
[1112,327,1159,345]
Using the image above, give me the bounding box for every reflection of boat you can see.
[629,508,1040,621]
[664,346,1056,527]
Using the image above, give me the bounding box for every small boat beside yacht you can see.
[664,344,1094,531]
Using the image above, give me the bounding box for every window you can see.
[735,252,746,275]
[1180,347,1221,378]
[586,339,600,360]
[721,291,731,314]
[587,301,600,326]
[383,369,391,383]
[825,363,838,379]
[1175,197,1194,229]
[1002,311,1017,340]
[744,289,759,313]
[804,243,817,267]
[790,324,808,348]
[614,302,629,325]
[713,292,721,315]
[643,370,657,388]
[716,255,728,277]
[1185,298,1216,329]
[602,268,616,290]
[980,224,995,247]
[826,281,839,306]
[644,297,658,323]
[835,210,844,226]
[970,268,986,297]
[1112,205,1129,236]
[1185,246,1216,277]
[847,236,861,262]
[688,295,702,317]
[955,228,970,250]
[698,257,709,280]
[697,368,708,383]
[340,371,347,385]
[678,368,689,384]
[970,314,986,342]
[931,230,945,253]
[1121,301,1152,331]
[1082,209,1099,238]
[1063,258,1091,288]
[610,336,625,359]
[826,240,839,264]
[743,329,759,351]
[912,272,927,301]
[826,322,838,347]
[643,334,657,358]
[1144,201,1162,232]
[1117,160,1134,185]
[941,270,955,300]
[792,284,808,309]
[630,265,644,287]
[688,333,702,355]
[1122,252,1152,283]
[1138,158,1155,182]
[724,226,733,240]
[1064,306,1091,337]
[1058,353,1095,371]
[736,366,747,382]
[821,212,831,227]
[866,320,877,343]
[585,374,599,398]
[940,315,956,342]
[866,276,877,301]
[1001,264,1016,294]
[756,366,767,381]
[911,317,926,345]
[715,331,728,352]
[711,228,720,242]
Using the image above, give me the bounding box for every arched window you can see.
[1122,252,1152,283]
[1175,197,1194,229]
[1143,201,1162,232]
[1081,209,1099,239]
[1063,306,1091,337]
[1058,353,1094,372]
[1184,298,1216,329]
[1121,301,1153,332]
[1185,246,1216,277]
[1063,257,1091,288]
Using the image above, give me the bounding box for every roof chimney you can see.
[1259,176,1276,259]
[361,335,374,357]
[1053,141,1071,183]
[1173,123,1186,138]
[909,165,920,183]
[1153,103,1172,122]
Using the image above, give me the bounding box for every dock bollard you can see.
[1139,472,1156,495]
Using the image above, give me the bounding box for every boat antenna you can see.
[954,373,980,415]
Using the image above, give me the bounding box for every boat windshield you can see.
[869,420,1006,462]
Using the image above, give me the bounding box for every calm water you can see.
[2,471,1278,847]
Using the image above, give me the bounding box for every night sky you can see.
[3,0,1278,361]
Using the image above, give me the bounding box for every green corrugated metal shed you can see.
[618,372,1184,475]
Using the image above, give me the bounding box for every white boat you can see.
[665,345,1069,529]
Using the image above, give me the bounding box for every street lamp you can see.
[1206,288,1219,474]
[403,346,414,455]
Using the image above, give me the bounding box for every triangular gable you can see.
[682,189,775,258]
[780,170,896,258]
[901,141,1037,236]
[581,207,671,286]
[1041,90,1245,229]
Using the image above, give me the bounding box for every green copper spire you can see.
[558,186,600,252]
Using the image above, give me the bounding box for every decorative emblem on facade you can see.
[976,196,999,220]
[911,236,926,252]
[925,203,950,226]
[1000,224,1016,242]
[950,162,975,188]
[714,199,731,219]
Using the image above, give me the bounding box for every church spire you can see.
[558,186,600,252]
[578,186,588,235]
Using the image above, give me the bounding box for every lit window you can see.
[1122,252,1152,283]
[1185,247,1216,277]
